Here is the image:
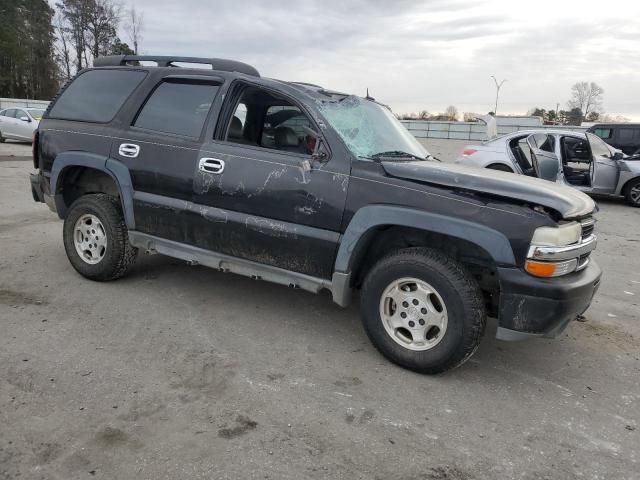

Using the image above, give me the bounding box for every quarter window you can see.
[134,82,219,138]
[48,69,147,123]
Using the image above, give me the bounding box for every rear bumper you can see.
[496,260,602,340]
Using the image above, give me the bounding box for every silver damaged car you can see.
[456,129,640,207]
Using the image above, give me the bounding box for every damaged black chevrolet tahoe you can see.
[30,55,602,373]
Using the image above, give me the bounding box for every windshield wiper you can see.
[370,150,426,161]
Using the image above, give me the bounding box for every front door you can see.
[193,83,349,279]
[586,132,619,194]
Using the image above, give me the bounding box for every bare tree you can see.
[567,81,604,120]
[125,5,144,54]
[85,0,122,60]
[445,105,459,121]
[418,110,430,120]
[53,11,72,80]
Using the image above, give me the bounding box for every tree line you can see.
[0,0,143,99]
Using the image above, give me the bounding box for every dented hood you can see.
[382,161,595,219]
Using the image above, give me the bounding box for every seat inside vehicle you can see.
[224,86,315,155]
[561,136,591,187]
[509,136,535,175]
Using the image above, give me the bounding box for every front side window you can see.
[26,109,45,120]
[48,69,147,123]
[318,96,428,160]
[134,82,219,138]
[223,86,317,155]
[618,128,636,142]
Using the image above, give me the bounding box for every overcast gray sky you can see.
[113,0,640,119]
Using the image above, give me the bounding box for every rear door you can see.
[112,75,222,245]
[526,133,560,182]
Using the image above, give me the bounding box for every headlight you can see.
[530,222,581,247]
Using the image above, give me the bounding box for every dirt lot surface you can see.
[1,141,639,479]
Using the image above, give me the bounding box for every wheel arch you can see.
[50,152,135,228]
[335,205,517,284]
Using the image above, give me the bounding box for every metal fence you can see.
[400,120,587,141]
[0,98,50,110]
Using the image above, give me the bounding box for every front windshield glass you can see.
[318,96,429,160]
[26,109,45,120]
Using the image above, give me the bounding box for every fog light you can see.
[525,259,578,278]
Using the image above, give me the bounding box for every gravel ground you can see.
[1,141,639,480]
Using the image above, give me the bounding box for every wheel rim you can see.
[73,214,107,264]
[379,277,448,351]
[630,184,640,204]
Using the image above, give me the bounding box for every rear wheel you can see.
[360,247,486,374]
[0,131,5,143]
[623,178,640,207]
[63,194,138,280]
[487,163,513,172]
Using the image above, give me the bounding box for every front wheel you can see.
[623,178,640,207]
[63,194,138,281]
[360,248,486,374]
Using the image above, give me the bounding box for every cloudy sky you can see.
[95,0,640,119]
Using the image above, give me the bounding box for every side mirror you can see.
[19,116,31,122]
[612,151,624,160]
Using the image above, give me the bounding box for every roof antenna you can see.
[365,88,375,101]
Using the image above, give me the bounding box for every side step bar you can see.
[128,231,352,307]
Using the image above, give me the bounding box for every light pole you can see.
[491,75,507,115]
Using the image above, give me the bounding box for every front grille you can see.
[580,218,595,240]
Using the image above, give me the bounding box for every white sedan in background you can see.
[0,107,45,143]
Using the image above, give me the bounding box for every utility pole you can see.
[491,75,507,115]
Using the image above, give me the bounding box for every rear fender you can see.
[50,152,135,228]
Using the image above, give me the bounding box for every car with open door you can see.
[0,107,45,143]
[458,129,640,207]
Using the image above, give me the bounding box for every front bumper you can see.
[496,260,602,340]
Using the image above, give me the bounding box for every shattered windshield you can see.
[318,96,429,160]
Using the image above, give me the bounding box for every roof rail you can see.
[93,55,260,77]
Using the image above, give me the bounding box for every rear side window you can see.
[133,82,219,138]
[48,69,147,123]
[593,128,612,139]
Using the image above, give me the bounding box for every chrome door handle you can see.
[199,157,225,174]
[118,143,140,158]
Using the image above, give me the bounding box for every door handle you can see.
[118,143,140,158]
[199,157,225,174]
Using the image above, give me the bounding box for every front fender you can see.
[50,152,135,228]
[334,205,517,274]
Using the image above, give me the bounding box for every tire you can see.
[0,131,5,143]
[360,247,486,374]
[623,178,640,208]
[63,194,138,281]
[487,163,513,173]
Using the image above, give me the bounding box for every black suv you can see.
[587,123,640,156]
[30,55,602,373]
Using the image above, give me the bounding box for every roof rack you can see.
[93,55,260,77]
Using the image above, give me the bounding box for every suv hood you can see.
[382,161,595,219]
